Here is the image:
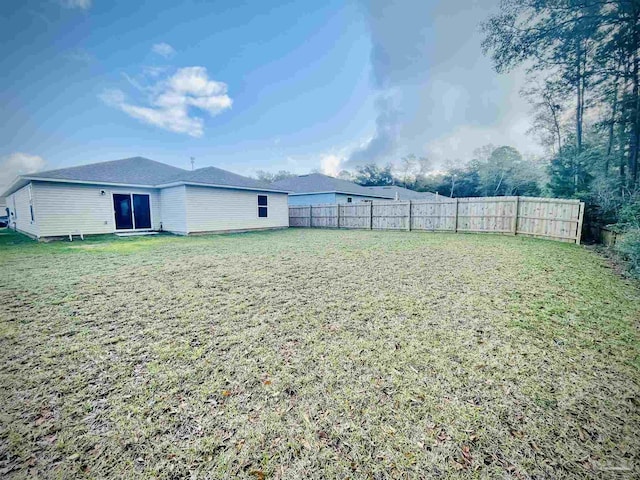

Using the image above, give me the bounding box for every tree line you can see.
[481,0,640,225]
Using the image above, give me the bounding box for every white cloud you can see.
[320,154,344,176]
[100,66,233,137]
[152,43,176,58]
[0,153,47,195]
[59,0,91,9]
[424,116,544,169]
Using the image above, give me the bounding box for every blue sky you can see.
[1,0,539,189]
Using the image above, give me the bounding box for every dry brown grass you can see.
[1,228,639,479]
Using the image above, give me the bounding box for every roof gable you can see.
[271,173,394,198]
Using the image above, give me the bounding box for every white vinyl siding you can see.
[32,181,160,237]
[185,186,288,232]
[159,185,187,234]
[8,184,38,237]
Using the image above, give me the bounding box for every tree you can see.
[353,164,394,186]
[481,0,602,154]
[255,170,295,183]
[477,146,542,196]
[547,143,595,198]
[481,0,640,191]
[522,78,565,154]
[337,170,353,181]
[399,155,416,188]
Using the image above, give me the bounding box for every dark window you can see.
[30,205,35,222]
[347,197,352,203]
[258,195,268,217]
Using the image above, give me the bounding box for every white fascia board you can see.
[157,181,290,194]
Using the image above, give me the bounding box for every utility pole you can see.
[190,157,195,171]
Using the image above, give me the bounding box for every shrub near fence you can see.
[289,196,585,244]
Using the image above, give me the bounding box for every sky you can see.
[0,0,542,192]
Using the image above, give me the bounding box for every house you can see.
[2,157,289,239]
[365,185,445,201]
[270,173,395,205]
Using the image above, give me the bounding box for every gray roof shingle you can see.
[165,166,276,190]
[6,157,287,195]
[27,157,185,185]
[270,173,394,198]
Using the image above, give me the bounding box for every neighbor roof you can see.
[366,185,446,201]
[3,157,287,196]
[270,173,394,198]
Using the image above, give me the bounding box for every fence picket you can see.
[289,196,585,244]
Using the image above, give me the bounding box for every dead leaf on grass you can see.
[250,469,265,480]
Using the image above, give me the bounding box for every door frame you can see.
[111,192,153,231]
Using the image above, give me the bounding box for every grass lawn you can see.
[1,228,639,479]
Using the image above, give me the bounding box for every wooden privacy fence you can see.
[289,196,585,244]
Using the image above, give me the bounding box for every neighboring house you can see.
[2,157,289,239]
[365,185,446,201]
[271,173,395,205]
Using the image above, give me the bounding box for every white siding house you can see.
[10,184,38,237]
[159,185,188,235]
[3,157,290,240]
[31,182,161,237]
[185,186,288,233]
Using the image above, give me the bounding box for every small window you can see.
[347,197,352,203]
[258,195,268,218]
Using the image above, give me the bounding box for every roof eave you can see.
[19,176,158,190]
[2,176,31,197]
[5,177,290,195]
[157,181,290,194]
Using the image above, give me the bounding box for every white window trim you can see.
[257,194,268,218]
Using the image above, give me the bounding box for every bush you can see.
[615,228,640,278]
[611,196,640,278]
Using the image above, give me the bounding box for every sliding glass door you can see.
[113,194,133,230]
[113,193,151,230]
[132,194,151,229]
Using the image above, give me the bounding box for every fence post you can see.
[369,202,373,230]
[407,201,411,231]
[309,205,313,228]
[576,202,585,244]
[512,196,519,235]
[336,204,340,229]
[454,198,459,233]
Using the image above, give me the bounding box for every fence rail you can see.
[289,196,585,244]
